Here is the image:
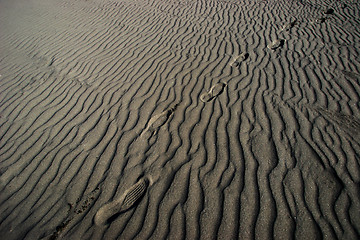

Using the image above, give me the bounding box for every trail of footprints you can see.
[88,105,176,228]
[89,106,178,226]
[81,3,341,231]
[47,177,151,238]
[199,51,250,103]
[271,7,336,50]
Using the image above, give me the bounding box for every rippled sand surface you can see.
[1,0,360,239]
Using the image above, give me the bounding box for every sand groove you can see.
[1,0,360,239]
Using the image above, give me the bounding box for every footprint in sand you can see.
[267,39,285,50]
[229,52,249,67]
[317,17,327,23]
[94,177,150,226]
[311,16,326,24]
[324,8,334,15]
[280,20,297,32]
[200,82,227,103]
[342,70,360,81]
[140,104,178,139]
[311,9,333,24]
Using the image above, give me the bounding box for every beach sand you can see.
[1,0,360,239]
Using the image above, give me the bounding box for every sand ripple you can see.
[1,0,360,239]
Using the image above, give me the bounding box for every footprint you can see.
[316,17,326,23]
[281,20,297,32]
[324,8,334,15]
[211,82,227,96]
[200,82,227,103]
[312,17,326,24]
[267,39,285,50]
[200,92,213,102]
[229,52,249,67]
[94,177,150,226]
[342,70,360,81]
[140,104,178,138]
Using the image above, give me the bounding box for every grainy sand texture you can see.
[1,0,360,239]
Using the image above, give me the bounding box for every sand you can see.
[0,0,360,239]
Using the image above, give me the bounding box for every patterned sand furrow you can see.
[97,41,172,85]
[293,135,345,238]
[0,111,91,193]
[263,98,296,239]
[217,168,240,239]
[3,7,150,86]
[1,0,360,239]
[0,146,79,229]
[0,88,105,191]
[271,95,360,239]
[114,68,177,135]
[0,79,79,153]
[0,96,64,158]
[8,77,72,125]
[239,136,261,240]
[239,81,273,238]
[144,166,189,239]
[118,52,193,137]
[251,132,278,239]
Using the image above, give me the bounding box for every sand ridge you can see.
[1,0,360,239]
